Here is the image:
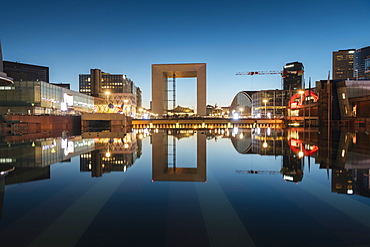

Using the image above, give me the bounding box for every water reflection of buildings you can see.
[229,127,370,197]
[318,131,370,197]
[0,136,97,219]
[151,130,206,182]
[80,133,142,177]
[230,128,310,183]
[0,137,96,185]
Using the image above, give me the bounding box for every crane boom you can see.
[236,71,282,76]
[236,70,304,76]
[236,170,282,175]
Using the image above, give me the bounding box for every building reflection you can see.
[322,130,370,197]
[227,127,370,197]
[0,132,142,219]
[151,130,206,182]
[0,136,97,184]
[80,133,142,177]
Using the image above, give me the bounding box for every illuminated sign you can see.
[283,175,294,181]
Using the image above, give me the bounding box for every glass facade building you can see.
[230,91,255,118]
[252,90,287,118]
[354,46,370,79]
[365,57,370,79]
[0,81,101,115]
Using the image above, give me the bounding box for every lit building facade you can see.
[354,46,370,79]
[79,69,140,117]
[283,61,304,90]
[251,90,287,118]
[332,49,355,80]
[335,79,370,118]
[0,80,103,115]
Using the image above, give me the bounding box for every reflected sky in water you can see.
[0,128,370,246]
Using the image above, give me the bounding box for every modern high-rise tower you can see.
[283,61,304,91]
[332,49,355,80]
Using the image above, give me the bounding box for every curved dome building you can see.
[230,91,255,118]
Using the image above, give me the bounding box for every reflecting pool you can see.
[1,128,370,247]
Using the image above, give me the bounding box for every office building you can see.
[79,69,135,96]
[354,46,370,79]
[3,61,49,82]
[283,61,304,91]
[332,49,355,80]
[79,69,140,117]
[0,43,13,86]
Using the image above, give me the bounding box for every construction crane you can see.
[235,70,304,76]
[235,170,282,175]
[236,71,283,76]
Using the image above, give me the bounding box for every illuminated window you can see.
[342,93,346,99]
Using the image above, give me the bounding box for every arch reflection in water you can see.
[152,130,206,182]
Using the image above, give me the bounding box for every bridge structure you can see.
[132,118,285,129]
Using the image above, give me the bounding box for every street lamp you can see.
[298,90,305,126]
[123,99,129,116]
[105,91,110,100]
[298,90,304,104]
[262,99,268,118]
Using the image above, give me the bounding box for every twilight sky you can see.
[2,0,370,109]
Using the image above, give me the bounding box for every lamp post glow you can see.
[239,107,244,118]
[262,99,268,118]
[105,91,110,100]
[123,99,129,116]
[298,90,305,126]
[105,92,110,113]
[298,90,304,104]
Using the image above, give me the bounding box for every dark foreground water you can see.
[1,128,370,247]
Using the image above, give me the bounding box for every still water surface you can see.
[0,128,370,247]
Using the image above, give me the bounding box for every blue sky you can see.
[2,0,370,109]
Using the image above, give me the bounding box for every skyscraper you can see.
[332,49,355,80]
[283,61,304,91]
[354,46,370,79]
